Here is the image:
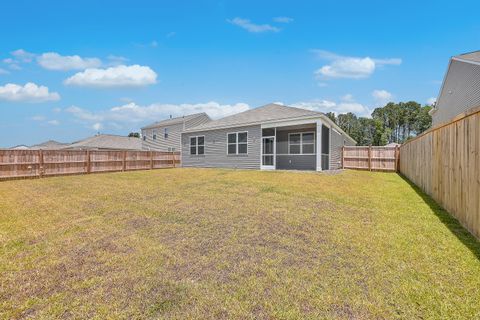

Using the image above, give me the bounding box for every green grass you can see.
[1,168,479,319]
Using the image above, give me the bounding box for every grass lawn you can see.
[1,168,480,319]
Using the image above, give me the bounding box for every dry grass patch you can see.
[0,168,479,319]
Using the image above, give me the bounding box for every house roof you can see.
[29,140,69,150]
[184,103,356,144]
[454,51,480,64]
[62,134,142,150]
[185,104,323,131]
[141,112,208,130]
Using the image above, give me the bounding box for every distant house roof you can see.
[455,51,480,64]
[184,103,356,144]
[62,134,142,150]
[141,112,209,130]
[29,140,69,150]
[10,145,29,150]
[385,142,401,147]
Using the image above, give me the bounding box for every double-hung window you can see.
[152,130,157,140]
[227,132,248,155]
[190,136,205,155]
[164,128,169,139]
[289,132,315,154]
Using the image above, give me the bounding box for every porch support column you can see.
[316,120,323,171]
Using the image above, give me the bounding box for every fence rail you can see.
[400,106,480,239]
[342,146,399,171]
[0,149,180,180]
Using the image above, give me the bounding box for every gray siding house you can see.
[430,51,480,125]
[181,104,355,171]
[141,113,211,151]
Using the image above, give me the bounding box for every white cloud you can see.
[228,17,280,33]
[292,97,370,117]
[107,55,129,66]
[52,107,62,113]
[11,49,35,62]
[47,120,60,125]
[0,82,60,102]
[0,68,9,75]
[3,58,21,70]
[32,115,46,121]
[66,101,251,129]
[64,65,157,87]
[37,52,102,71]
[313,50,401,79]
[372,89,393,106]
[427,97,437,105]
[273,16,293,23]
[92,122,103,131]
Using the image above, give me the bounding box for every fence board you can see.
[343,146,398,171]
[0,150,180,180]
[400,106,480,239]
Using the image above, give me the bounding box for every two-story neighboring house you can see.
[430,51,480,126]
[141,113,211,151]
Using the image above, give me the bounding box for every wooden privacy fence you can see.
[342,146,399,171]
[400,106,480,239]
[0,149,180,180]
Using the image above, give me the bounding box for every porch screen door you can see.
[262,137,275,169]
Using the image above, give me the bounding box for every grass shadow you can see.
[399,174,480,261]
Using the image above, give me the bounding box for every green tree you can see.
[128,132,140,138]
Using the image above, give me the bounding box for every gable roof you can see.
[185,103,323,131]
[62,134,142,150]
[141,112,209,130]
[29,140,69,150]
[454,51,480,64]
[184,103,356,144]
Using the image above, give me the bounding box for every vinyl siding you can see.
[329,128,355,170]
[433,59,480,125]
[181,125,261,169]
[142,114,210,151]
[275,127,316,170]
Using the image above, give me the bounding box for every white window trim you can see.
[164,127,169,139]
[152,130,157,140]
[288,131,315,155]
[227,131,248,155]
[189,135,205,155]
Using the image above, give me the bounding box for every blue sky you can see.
[1,0,479,147]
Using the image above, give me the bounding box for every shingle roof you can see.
[62,134,142,150]
[185,103,323,131]
[29,140,69,150]
[455,51,480,63]
[141,112,208,130]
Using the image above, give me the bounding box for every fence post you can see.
[86,150,91,174]
[369,146,373,171]
[122,151,127,172]
[395,146,400,173]
[172,152,175,168]
[150,151,153,169]
[342,146,345,169]
[39,150,44,178]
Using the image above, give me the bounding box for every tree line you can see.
[326,101,433,146]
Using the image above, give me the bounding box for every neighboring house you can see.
[29,140,69,150]
[62,134,142,151]
[385,142,401,147]
[181,103,355,171]
[9,145,29,150]
[430,50,480,125]
[141,113,211,151]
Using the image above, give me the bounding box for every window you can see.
[288,132,315,154]
[190,136,205,155]
[152,130,157,140]
[227,132,248,155]
[142,134,146,141]
[164,128,169,139]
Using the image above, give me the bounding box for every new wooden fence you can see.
[400,106,480,239]
[0,149,180,180]
[342,146,399,171]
